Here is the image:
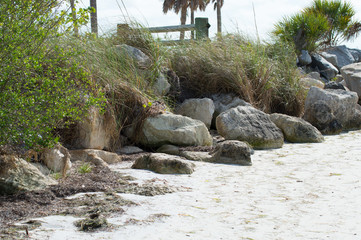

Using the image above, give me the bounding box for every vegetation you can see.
[0,0,104,149]
[272,0,361,53]
[168,35,304,116]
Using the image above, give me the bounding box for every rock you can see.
[216,106,284,149]
[176,98,215,129]
[320,45,355,70]
[324,81,346,90]
[136,113,213,148]
[114,44,151,68]
[70,149,122,164]
[340,62,361,98]
[154,73,171,96]
[75,107,117,150]
[41,144,72,176]
[311,53,338,80]
[0,155,57,195]
[348,48,361,62]
[210,93,251,127]
[306,71,321,80]
[298,50,312,66]
[299,77,325,90]
[132,153,195,174]
[303,87,360,134]
[209,140,252,165]
[270,113,324,143]
[180,151,213,162]
[118,146,144,155]
[156,145,180,155]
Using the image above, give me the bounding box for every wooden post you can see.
[195,18,209,40]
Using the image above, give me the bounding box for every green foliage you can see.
[169,34,304,116]
[272,12,330,53]
[78,162,92,174]
[272,0,361,52]
[0,0,104,149]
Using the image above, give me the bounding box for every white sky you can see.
[77,0,361,49]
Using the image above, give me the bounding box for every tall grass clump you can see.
[168,34,305,116]
[65,25,169,144]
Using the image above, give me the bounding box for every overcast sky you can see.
[77,0,361,49]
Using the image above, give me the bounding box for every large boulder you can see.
[132,153,195,174]
[176,98,215,129]
[311,53,338,80]
[216,106,284,149]
[209,140,252,165]
[75,107,117,150]
[348,48,361,62]
[340,62,361,99]
[320,45,355,70]
[303,87,360,134]
[136,113,213,148]
[298,50,312,66]
[0,155,57,195]
[210,93,251,127]
[299,77,325,90]
[153,73,171,96]
[270,113,324,143]
[70,149,122,164]
[114,44,151,68]
[41,144,72,176]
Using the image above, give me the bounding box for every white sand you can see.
[30,130,361,240]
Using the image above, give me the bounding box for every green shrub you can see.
[0,0,104,149]
[272,12,330,53]
[272,0,361,52]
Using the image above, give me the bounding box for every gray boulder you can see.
[0,155,57,195]
[320,45,355,70]
[132,153,195,174]
[340,62,361,99]
[324,81,346,90]
[270,113,324,143]
[115,44,151,68]
[209,140,252,165]
[298,50,312,66]
[176,98,215,129]
[299,77,325,90]
[210,93,251,127]
[311,53,339,80]
[153,73,171,96]
[303,87,360,134]
[216,106,284,149]
[70,149,122,164]
[348,48,361,62]
[136,113,213,148]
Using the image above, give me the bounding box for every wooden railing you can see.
[117,17,210,43]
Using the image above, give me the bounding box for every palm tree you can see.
[306,0,361,46]
[163,0,208,40]
[211,0,224,34]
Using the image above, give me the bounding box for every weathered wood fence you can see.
[117,17,210,44]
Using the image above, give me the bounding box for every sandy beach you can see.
[27,130,361,240]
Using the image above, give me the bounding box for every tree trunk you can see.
[70,0,78,37]
[180,6,187,40]
[217,0,222,34]
[90,0,98,36]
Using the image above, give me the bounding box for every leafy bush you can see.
[272,0,361,53]
[168,35,304,116]
[0,0,104,149]
[272,12,330,53]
